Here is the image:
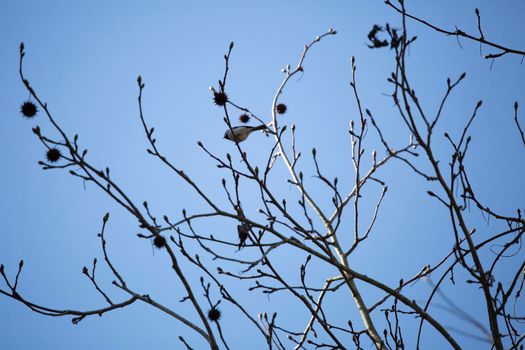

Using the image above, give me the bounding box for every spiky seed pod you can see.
[276,103,287,115]
[213,92,228,106]
[153,235,166,249]
[20,101,38,118]
[46,148,61,163]
[207,307,221,321]
[239,114,250,123]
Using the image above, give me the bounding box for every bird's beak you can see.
[223,135,228,139]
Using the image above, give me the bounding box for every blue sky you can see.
[1,1,524,349]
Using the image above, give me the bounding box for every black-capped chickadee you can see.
[223,125,268,143]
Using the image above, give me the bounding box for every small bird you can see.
[223,125,268,143]
[235,205,250,249]
[237,222,250,249]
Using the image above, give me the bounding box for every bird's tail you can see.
[251,124,268,132]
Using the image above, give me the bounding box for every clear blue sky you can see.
[1,0,524,349]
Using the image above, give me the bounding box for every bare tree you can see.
[3,1,524,349]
